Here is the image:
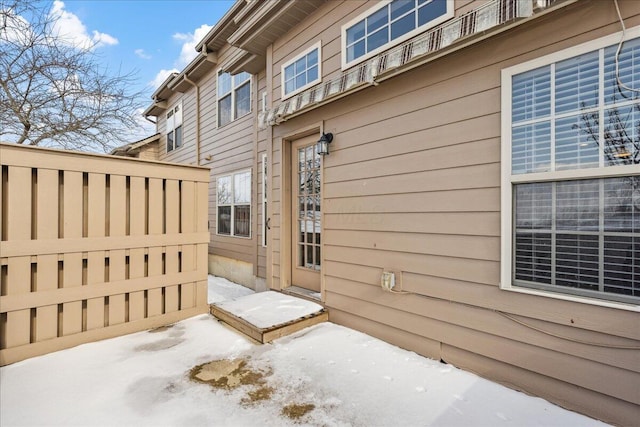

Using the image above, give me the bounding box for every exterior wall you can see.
[137,142,159,161]
[153,44,267,288]
[204,45,259,282]
[270,0,482,105]
[267,0,640,425]
[158,85,198,165]
[0,143,209,366]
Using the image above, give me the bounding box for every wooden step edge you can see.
[210,304,329,344]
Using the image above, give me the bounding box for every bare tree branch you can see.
[0,0,145,152]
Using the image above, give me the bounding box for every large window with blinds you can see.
[501,29,639,306]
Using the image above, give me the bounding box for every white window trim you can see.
[217,72,252,128]
[341,0,454,70]
[216,169,252,239]
[165,101,183,152]
[500,27,640,312]
[281,41,322,100]
[262,153,268,247]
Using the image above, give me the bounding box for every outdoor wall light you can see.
[316,132,333,156]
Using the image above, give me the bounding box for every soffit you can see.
[228,0,325,55]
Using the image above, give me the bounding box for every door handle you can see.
[266,217,271,230]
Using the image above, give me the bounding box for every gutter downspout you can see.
[183,75,201,166]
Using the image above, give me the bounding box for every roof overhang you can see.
[143,100,168,118]
[150,73,178,100]
[228,1,325,55]
[196,0,248,53]
[170,51,219,93]
[222,48,265,75]
[110,133,160,156]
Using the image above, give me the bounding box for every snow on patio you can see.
[0,276,606,427]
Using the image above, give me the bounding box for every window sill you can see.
[215,232,252,240]
[500,284,640,312]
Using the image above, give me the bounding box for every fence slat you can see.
[128,177,145,321]
[34,169,59,341]
[86,173,106,330]
[164,180,180,312]
[61,171,83,335]
[5,257,31,348]
[147,178,163,316]
[180,181,195,309]
[4,167,32,347]
[196,243,208,307]
[108,175,127,325]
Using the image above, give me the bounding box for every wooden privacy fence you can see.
[0,143,210,365]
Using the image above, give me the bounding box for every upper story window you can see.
[342,0,453,69]
[501,29,640,308]
[166,102,182,152]
[281,42,322,99]
[218,71,251,127]
[217,169,251,238]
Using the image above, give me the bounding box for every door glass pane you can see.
[296,143,322,270]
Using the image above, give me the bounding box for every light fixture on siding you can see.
[316,132,333,156]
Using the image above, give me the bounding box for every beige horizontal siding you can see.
[266,1,640,424]
[326,291,640,404]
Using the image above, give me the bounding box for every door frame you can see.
[277,122,326,299]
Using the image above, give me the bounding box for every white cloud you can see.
[150,68,179,91]
[173,24,212,67]
[0,9,32,44]
[135,48,152,60]
[49,1,118,50]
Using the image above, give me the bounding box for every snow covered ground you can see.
[0,276,606,426]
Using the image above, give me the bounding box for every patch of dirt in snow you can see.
[242,386,275,404]
[281,403,315,420]
[189,359,268,390]
[189,358,316,421]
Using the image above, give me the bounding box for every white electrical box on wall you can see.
[381,271,396,290]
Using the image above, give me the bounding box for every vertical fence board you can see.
[147,178,163,316]
[62,171,83,335]
[165,180,180,312]
[86,173,106,330]
[196,182,209,306]
[5,167,32,347]
[5,257,31,348]
[197,182,208,233]
[108,175,127,325]
[128,177,145,321]
[35,169,59,341]
[7,166,31,241]
[196,243,208,306]
[180,181,195,309]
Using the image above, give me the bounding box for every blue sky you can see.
[40,0,235,137]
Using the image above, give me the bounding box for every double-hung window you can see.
[217,170,251,238]
[166,102,183,152]
[342,0,453,69]
[218,71,251,127]
[281,42,321,99]
[502,29,640,306]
